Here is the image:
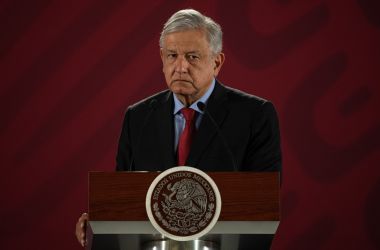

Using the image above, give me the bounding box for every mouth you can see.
[171,79,193,84]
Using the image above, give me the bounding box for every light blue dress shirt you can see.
[173,79,216,151]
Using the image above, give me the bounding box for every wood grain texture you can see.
[89,171,279,221]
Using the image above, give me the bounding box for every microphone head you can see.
[197,102,206,112]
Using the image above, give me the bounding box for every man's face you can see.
[160,29,224,104]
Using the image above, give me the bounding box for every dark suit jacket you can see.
[116,81,281,172]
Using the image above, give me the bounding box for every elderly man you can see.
[76,8,281,247]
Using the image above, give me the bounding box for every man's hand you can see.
[75,213,89,247]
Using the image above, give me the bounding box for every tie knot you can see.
[181,108,196,121]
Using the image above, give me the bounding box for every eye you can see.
[187,54,199,61]
[167,53,177,59]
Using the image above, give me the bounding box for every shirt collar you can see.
[173,78,215,115]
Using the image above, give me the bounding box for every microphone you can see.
[197,102,238,172]
[128,99,158,171]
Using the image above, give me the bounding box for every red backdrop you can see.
[1,0,379,249]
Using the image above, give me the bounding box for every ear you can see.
[160,48,164,62]
[213,53,225,77]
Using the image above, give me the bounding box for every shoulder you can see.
[119,89,171,126]
[218,83,275,112]
[128,89,171,113]
[224,85,267,103]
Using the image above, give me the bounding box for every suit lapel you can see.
[186,82,229,167]
[155,91,176,169]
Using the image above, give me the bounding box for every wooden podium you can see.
[87,171,280,250]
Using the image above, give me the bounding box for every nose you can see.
[174,55,189,74]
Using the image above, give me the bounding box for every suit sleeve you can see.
[243,101,282,172]
[116,108,133,171]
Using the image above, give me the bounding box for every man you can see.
[76,8,281,247]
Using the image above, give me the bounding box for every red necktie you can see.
[177,108,196,166]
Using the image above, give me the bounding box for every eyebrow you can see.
[165,49,201,54]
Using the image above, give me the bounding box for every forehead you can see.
[162,29,210,52]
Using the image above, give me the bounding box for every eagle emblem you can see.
[146,167,221,240]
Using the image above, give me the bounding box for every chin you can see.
[171,83,194,94]
[172,89,194,96]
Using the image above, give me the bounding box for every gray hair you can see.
[159,9,223,55]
